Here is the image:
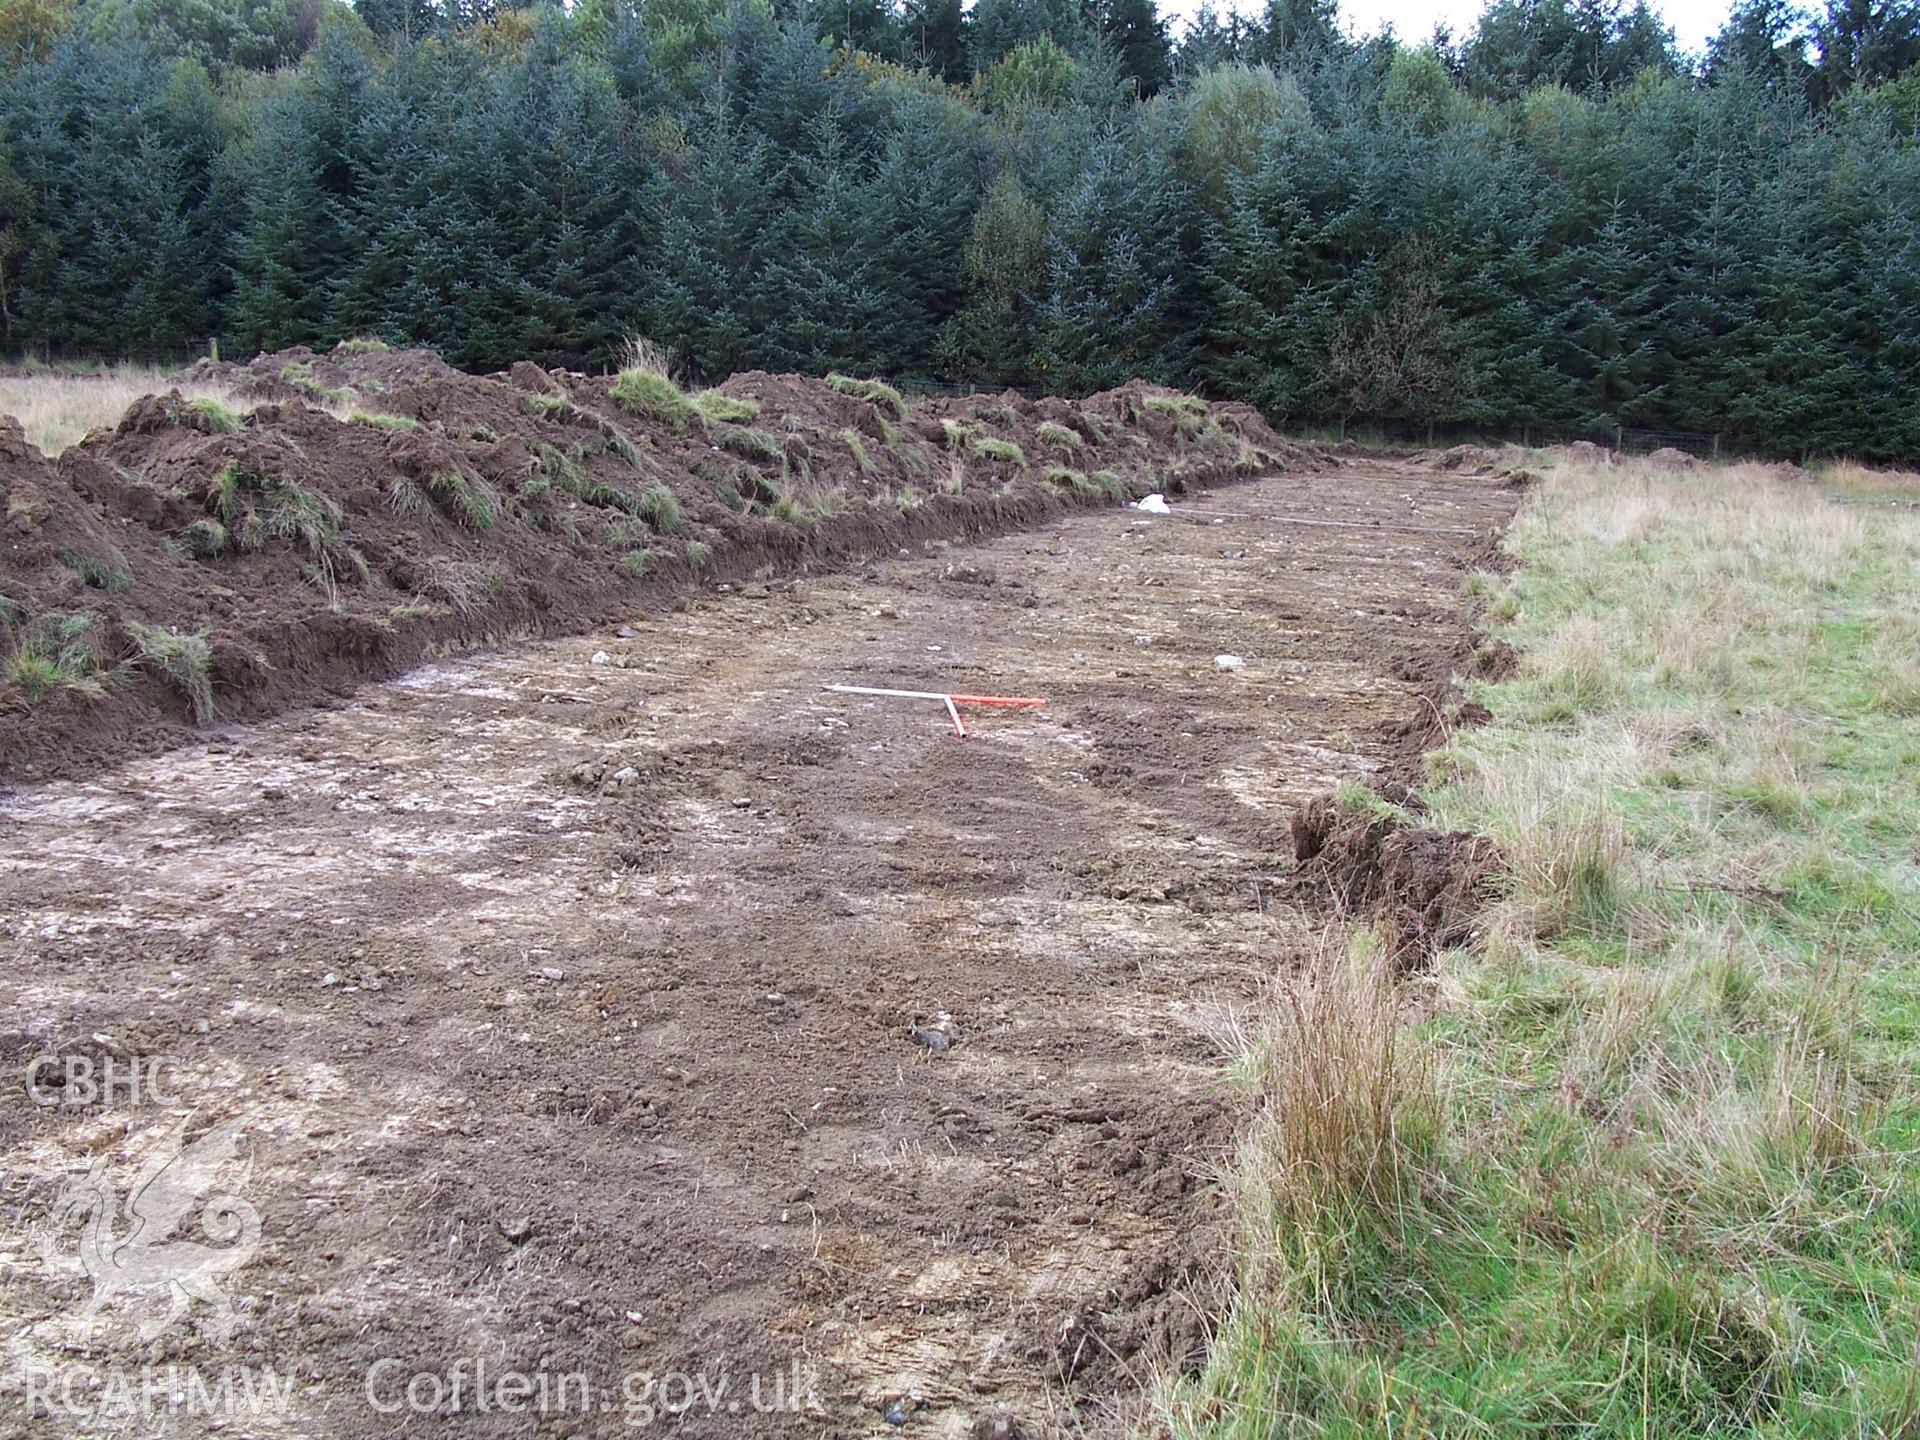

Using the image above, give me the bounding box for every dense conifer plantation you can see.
[2,0,1918,457]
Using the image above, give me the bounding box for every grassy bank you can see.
[1173,458,1920,1436]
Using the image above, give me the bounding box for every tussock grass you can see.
[971,436,1025,466]
[333,334,390,356]
[57,547,131,593]
[184,396,246,433]
[716,425,781,462]
[425,466,502,531]
[630,482,683,534]
[1035,419,1084,453]
[688,389,759,425]
[125,621,215,724]
[0,609,117,704]
[417,557,501,616]
[610,367,693,428]
[523,391,576,420]
[684,539,712,568]
[1176,456,1920,1439]
[838,428,874,474]
[348,409,421,431]
[826,373,906,419]
[211,462,369,586]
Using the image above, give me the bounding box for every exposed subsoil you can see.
[0,456,1517,1439]
[1,344,1305,781]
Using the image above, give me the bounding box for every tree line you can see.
[2,0,1919,458]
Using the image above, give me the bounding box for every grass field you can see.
[1173,456,1920,1436]
[0,363,249,455]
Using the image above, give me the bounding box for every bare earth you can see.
[0,460,1514,1438]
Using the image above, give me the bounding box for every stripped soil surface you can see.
[1,345,1302,781]
[0,457,1516,1439]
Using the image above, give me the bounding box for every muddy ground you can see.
[0,456,1516,1438]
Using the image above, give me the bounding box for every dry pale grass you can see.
[1230,933,1441,1302]
[0,365,252,456]
[1175,451,1920,1437]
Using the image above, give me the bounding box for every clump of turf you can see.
[839,429,875,474]
[1,610,117,704]
[425,467,503,531]
[1035,420,1084,453]
[349,410,421,431]
[58,547,131,593]
[690,390,760,425]
[610,367,694,428]
[125,621,215,724]
[972,436,1026,466]
[827,373,906,419]
[210,462,369,585]
[716,426,782,462]
[183,397,245,434]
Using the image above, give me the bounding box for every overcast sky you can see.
[1161,0,1732,57]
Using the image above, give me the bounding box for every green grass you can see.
[425,466,502,531]
[688,389,760,425]
[716,425,782,462]
[630,482,683,533]
[685,539,712,569]
[826,373,906,419]
[333,334,390,356]
[838,428,875,474]
[1035,419,1084,453]
[210,462,369,585]
[183,396,245,433]
[125,621,215,724]
[609,367,694,427]
[971,436,1026,466]
[0,610,116,704]
[57,547,131,592]
[1173,457,1920,1439]
[348,409,421,431]
[523,391,576,420]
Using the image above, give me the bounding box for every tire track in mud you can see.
[0,459,1515,1438]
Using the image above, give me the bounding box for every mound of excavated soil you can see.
[0,344,1315,779]
[1289,794,1502,965]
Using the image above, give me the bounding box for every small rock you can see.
[498,1217,533,1243]
[610,766,639,785]
[589,650,611,666]
[616,626,638,638]
[319,972,338,988]
[731,796,753,809]
[908,1025,951,1054]
[972,1405,1022,1439]
[884,1399,911,1426]
[540,966,566,981]
[1214,654,1246,671]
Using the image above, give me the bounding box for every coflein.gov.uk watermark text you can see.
[363,1357,817,1424]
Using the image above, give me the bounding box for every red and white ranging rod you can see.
[824,684,1047,739]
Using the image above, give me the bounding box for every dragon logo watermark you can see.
[36,1113,261,1342]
